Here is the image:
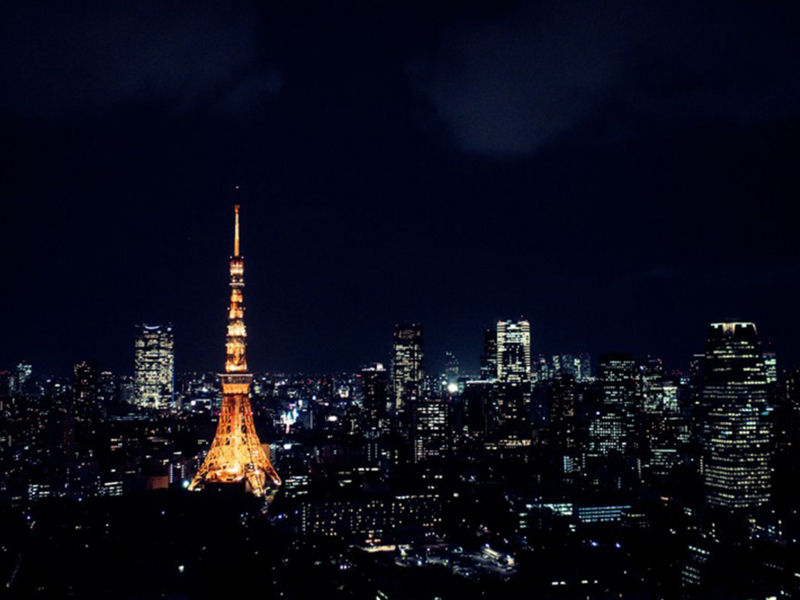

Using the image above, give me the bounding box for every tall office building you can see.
[480,328,497,380]
[461,380,497,441]
[73,359,99,423]
[73,360,98,404]
[552,354,592,383]
[134,324,175,409]
[599,354,637,413]
[588,410,627,456]
[391,323,423,413]
[361,363,389,431]
[13,361,32,395]
[97,371,118,404]
[533,354,553,382]
[788,369,800,407]
[496,319,532,435]
[443,351,460,386]
[549,373,576,453]
[703,321,771,511]
[598,353,637,451]
[639,357,664,415]
[0,371,11,400]
[412,395,450,462]
[497,320,531,381]
[763,352,777,386]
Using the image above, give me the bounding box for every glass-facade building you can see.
[391,323,423,413]
[134,323,175,409]
[702,321,771,511]
[496,319,532,435]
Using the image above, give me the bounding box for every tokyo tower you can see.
[189,204,281,497]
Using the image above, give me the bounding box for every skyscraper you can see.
[496,319,532,439]
[134,324,174,409]
[361,363,389,431]
[412,395,450,462]
[73,360,98,405]
[639,357,664,415]
[443,351,459,386]
[599,354,637,414]
[552,353,592,383]
[480,328,497,381]
[598,353,637,451]
[461,380,497,441]
[548,373,576,454]
[13,361,32,396]
[391,323,423,413]
[97,371,118,405]
[73,359,99,423]
[703,321,771,511]
[497,319,531,382]
[763,351,777,385]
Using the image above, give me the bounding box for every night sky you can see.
[2,0,800,377]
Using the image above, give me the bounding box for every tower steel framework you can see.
[189,205,281,497]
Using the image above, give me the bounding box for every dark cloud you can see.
[417,0,800,156]
[0,0,279,118]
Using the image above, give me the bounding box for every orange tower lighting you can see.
[189,204,281,497]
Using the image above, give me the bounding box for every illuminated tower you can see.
[189,205,281,497]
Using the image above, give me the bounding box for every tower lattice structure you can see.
[189,205,281,497]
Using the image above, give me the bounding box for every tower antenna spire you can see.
[234,204,241,257]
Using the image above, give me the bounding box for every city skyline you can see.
[3,3,800,597]
[0,311,789,381]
